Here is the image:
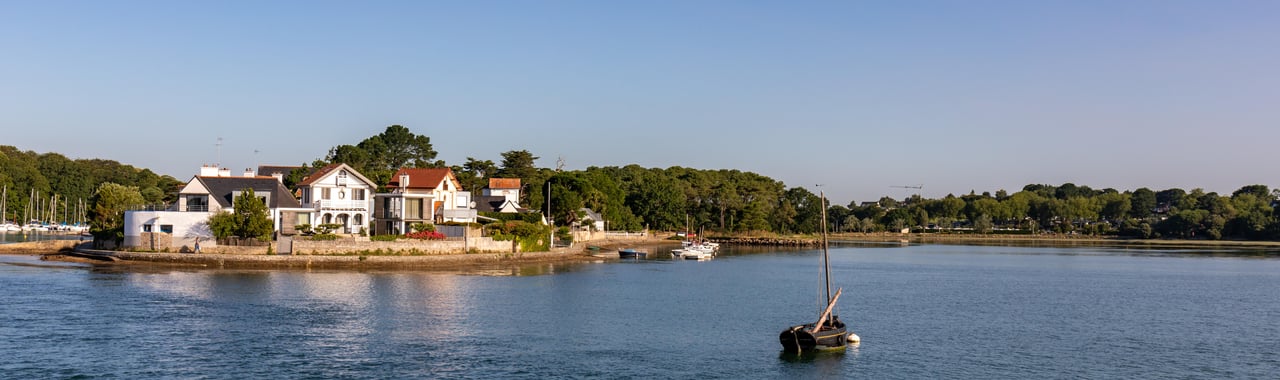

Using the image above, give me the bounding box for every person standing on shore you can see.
[194,237,201,253]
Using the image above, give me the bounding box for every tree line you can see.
[303,127,1280,241]
[0,145,182,225]
[9,125,1279,243]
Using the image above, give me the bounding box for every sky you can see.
[3,1,1278,205]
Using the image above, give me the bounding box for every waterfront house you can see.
[122,166,309,249]
[577,208,605,231]
[295,163,377,234]
[475,178,523,213]
[373,168,475,235]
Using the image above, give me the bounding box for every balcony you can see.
[306,200,369,211]
[185,205,209,212]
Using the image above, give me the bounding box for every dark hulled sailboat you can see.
[779,190,853,353]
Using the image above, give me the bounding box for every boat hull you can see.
[779,320,848,352]
[618,249,646,259]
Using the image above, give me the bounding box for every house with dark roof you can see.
[122,165,312,249]
[473,178,523,213]
[296,163,377,234]
[257,165,303,181]
[373,167,476,235]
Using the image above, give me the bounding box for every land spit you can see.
[2,237,677,270]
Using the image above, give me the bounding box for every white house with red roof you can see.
[372,167,475,235]
[296,163,377,234]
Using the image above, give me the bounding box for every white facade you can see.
[297,164,376,234]
[121,165,303,249]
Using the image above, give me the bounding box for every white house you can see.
[476,178,523,213]
[123,166,308,248]
[295,163,376,234]
[373,167,475,235]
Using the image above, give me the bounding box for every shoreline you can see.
[4,234,1276,270]
[2,237,679,270]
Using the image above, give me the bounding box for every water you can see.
[2,244,1279,378]
[0,230,84,244]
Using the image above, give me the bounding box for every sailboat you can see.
[779,190,859,352]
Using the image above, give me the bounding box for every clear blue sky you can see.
[4,1,1278,204]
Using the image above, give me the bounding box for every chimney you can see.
[243,168,255,177]
[199,164,219,177]
[271,172,284,183]
[399,173,410,190]
[218,168,231,177]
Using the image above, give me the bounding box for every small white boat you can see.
[672,248,713,260]
[1,223,21,232]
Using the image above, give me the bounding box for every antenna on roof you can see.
[215,137,223,166]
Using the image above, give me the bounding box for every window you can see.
[142,225,152,232]
[406,199,423,219]
[353,189,365,200]
[322,188,331,200]
[160,225,173,233]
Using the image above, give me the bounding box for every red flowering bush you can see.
[405,231,446,240]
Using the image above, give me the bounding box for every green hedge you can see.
[479,211,544,224]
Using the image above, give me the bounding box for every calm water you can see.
[2,244,1279,379]
[0,230,84,244]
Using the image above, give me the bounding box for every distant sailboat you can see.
[779,190,858,352]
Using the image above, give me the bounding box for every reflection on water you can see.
[2,244,1279,378]
[0,231,83,244]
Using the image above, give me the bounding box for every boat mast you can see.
[820,190,832,307]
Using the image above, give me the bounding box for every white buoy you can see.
[847,333,860,343]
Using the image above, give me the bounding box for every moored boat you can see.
[779,190,856,353]
[618,249,647,259]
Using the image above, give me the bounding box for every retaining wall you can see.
[292,237,515,255]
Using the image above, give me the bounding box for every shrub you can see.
[311,233,339,241]
[315,223,343,234]
[405,231,446,240]
[370,234,399,242]
[411,223,435,233]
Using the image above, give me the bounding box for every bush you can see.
[405,231,446,240]
[311,233,339,241]
[411,222,435,233]
[315,223,343,235]
[370,234,399,242]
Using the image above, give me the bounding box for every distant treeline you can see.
[522,166,1280,241]
[829,184,1280,240]
[0,145,182,223]
[8,125,1279,243]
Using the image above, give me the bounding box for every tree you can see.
[1130,188,1156,219]
[454,157,498,197]
[207,188,273,240]
[320,125,440,189]
[973,214,993,234]
[88,182,145,247]
[360,125,439,170]
[497,150,540,180]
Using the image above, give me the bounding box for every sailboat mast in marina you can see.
[779,190,859,352]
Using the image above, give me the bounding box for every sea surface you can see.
[0,230,84,244]
[2,243,1278,379]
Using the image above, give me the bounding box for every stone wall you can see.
[573,230,652,242]
[292,236,515,255]
[135,232,173,251]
